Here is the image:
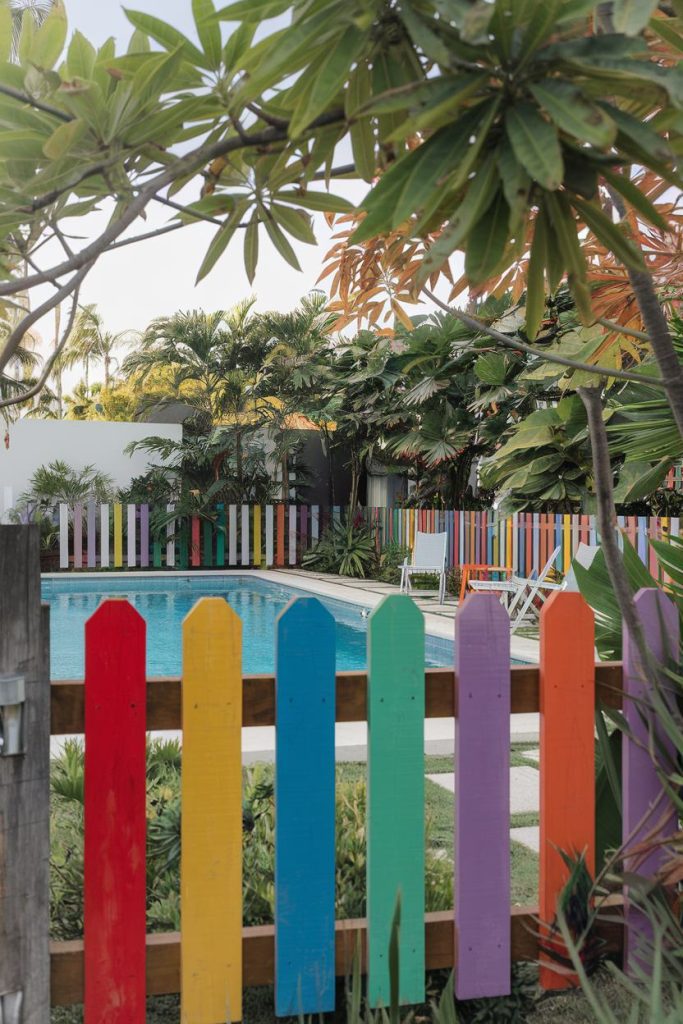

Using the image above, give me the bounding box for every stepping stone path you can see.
[509,826,540,853]
[426,748,541,853]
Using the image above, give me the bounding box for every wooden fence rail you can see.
[45,502,682,580]
[1,525,679,1020]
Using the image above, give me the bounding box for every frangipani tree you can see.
[0,1,681,412]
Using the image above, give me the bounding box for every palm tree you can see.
[9,1,55,61]
[18,459,114,510]
[260,292,336,392]
[0,336,42,425]
[123,303,269,424]
[63,381,101,420]
[62,305,133,392]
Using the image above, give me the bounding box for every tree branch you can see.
[596,317,651,343]
[0,82,73,123]
[0,108,346,300]
[246,102,289,128]
[578,385,648,664]
[0,285,81,411]
[422,288,665,387]
[311,163,356,180]
[107,220,190,251]
[152,193,223,226]
[0,262,92,375]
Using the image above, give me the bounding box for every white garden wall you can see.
[0,420,182,521]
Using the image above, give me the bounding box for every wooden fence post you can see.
[0,526,51,1022]
[367,594,425,1007]
[539,591,595,990]
[455,593,510,999]
[622,588,679,974]
[275,597,336,1016]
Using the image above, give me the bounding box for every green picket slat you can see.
[367,594,425,1006]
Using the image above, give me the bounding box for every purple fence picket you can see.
[454,593,510,999]
[622,588,680,974]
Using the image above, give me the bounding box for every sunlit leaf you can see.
[244,210,258,284]
[195,200,248,282]
[192,0,222,70]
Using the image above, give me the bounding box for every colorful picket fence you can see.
[38,588,679,1018]
[56,501,324,570]
[53,502,682,580]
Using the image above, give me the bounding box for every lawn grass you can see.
[511,811,540,828]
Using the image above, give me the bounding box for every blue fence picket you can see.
[275,598,336,1016]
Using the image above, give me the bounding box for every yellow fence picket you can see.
[181,598,243,1023]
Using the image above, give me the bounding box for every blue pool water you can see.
[41,575,456,679]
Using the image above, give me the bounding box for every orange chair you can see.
[458,564,513,603]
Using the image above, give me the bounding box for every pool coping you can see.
[41,567,540,663]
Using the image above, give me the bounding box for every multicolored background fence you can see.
[41,588,678,1018]
[53,502,681,579]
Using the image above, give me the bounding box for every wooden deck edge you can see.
[50,904,624,1005]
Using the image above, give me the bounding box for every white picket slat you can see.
[59,503,69,568]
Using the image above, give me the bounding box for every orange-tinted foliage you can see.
[320,172,683,345]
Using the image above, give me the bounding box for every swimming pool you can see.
[41,575,456,679]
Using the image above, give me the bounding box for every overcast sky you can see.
[25,0,455,390]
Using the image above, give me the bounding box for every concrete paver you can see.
[426,764,539,815]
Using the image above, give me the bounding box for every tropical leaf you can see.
[192,0,222,70]
[529,79,616,148]
[244,210,258,285]
[505,102,564,190]
[612,0,659,35]
[465,191,510,283]
[123,9,208,67]
[195,201,248,282]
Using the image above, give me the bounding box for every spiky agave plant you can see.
[537,851,607,983]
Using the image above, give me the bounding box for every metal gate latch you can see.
[0,675,25,756]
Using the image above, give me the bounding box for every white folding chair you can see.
[400,531,448,604]
[468,546,563,632]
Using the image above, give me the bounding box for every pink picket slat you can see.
[87,500,96,569]
[191,516,200,567]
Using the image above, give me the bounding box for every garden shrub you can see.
[50,741,452,940]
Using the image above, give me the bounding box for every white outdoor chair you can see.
[400,531,448,604]
[467,546,563,633]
